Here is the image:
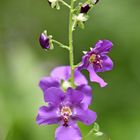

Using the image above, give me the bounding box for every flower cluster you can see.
[36,40,113,139]
[37,66,96,140]
[36,0,114,140]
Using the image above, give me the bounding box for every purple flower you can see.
[39,31,50,49]
[36,87,97,140]
[39,66,92,109]
[80,4,91,14]
[78,40,113,87]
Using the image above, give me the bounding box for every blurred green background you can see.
[0,0,140,140]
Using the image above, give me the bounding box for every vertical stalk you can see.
[69,0,75,88]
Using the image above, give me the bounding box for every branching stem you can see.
[59,0,71,9]
[52,39,69,50]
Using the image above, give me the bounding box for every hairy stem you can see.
[69,0,75,88]
[59,0,71,9]
[52,39,69,50]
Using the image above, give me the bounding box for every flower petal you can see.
[94,40,113,54]
[74,107,97,125]
[93,55,113,72]
[55,125,82,140]
[39,77,60,92]
[101,55,113,72]
[36,106,60,125]
[76,85,92,109]
[51,66,88,86]
[87,65,107,87]
[51,66,71,81]
[74,70,88,86]
[44,87,65,105]
[77,55,89,70]
[39,32,50,49]
[66,88,84,105]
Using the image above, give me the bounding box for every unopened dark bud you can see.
[39,31,50,50]
[80,4,91,14]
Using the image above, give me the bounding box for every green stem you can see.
[74,62,81,68]
[69,0,75,88]
[59,0,71,9]
[52,39,70,50]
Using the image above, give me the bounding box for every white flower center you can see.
[62,81,72,91]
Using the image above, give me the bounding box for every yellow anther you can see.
[89,54,96,63]
[61,106,72,116]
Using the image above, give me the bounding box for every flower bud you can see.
[80,4,91,14]
[73,13,88,30]
[48,0,60,10]
[39,31,50,50]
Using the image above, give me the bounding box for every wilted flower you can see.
[39,30,51,50]
[39,66,92,108]
[80,3,91,14]
[78,40,113,87]
[36,87,97,140]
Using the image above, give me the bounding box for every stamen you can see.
[60,106,72,126]
[89,54,96,63]
[89,54,103,68]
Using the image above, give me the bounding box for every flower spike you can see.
[36,0,114,139]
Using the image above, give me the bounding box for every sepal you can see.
[48,35,54,50]
[39,30,54,51]
[72,13,88,30]
[48,0,60,10]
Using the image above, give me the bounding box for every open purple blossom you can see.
[39,66,92,109]
[39,31,50,49]
[80,4,91,14]
[78,40,113,87]
[36,87,97,140]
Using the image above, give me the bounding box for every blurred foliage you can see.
[0,0,140,140]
